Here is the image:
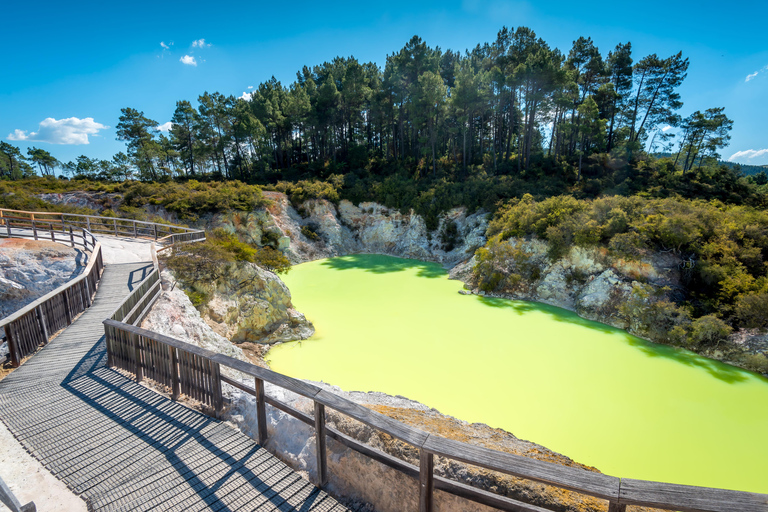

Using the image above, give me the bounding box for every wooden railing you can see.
[0,222,104,367]
[0,208,203,367]
[0,208,199,241]
[102,317,768,511]
[3,208,767,511]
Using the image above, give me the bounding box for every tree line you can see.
[1,27,736,184]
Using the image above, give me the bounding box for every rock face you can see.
[0,238,85,319]
[464,237,681,331]
[37,191,123,212]
[141,271,249,362]
[180,260,314,345]
[223,192,488,268]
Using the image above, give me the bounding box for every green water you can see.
[268,254,768,493]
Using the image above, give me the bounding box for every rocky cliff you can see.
[455,238,681,332]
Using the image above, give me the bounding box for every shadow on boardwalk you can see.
[0,262,345,512]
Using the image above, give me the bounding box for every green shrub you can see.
[608,231,646,259]
[734,293,768,329]
[439,219,460,251]
[689,315,733,348]
[301,225,320,241]
[740,353,768,374]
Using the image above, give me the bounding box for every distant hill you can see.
[652,153,768,176]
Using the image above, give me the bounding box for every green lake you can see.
[268,254,768,493]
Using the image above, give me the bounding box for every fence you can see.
[0,208,202,367]
[103,319,768,512]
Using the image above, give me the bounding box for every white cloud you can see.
[160,41,170,50]
[7,117,107,145]
[661,125,673,132]
[239,92,253,101]
[746,71,759,82]
[180,55,197,66]
[729,149,768,162]
[156,122,173,132]
[247,85,253,89]
[192,39,211,48]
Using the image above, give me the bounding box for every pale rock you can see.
[37,191,122,212]
[141,273,247,363]
[198,260,314,345]
[576,269,632,315]
[535,261,576,309]
[0,239,85,319]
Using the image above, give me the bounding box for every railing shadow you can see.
[58,331,309,511]
[127,264,154,293]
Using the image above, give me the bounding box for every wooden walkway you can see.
[0,262,347,512]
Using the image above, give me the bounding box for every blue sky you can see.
[2,0,767,168]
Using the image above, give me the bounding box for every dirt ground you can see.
[0,421,88,512]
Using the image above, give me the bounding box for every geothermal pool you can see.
[267,254,768,493]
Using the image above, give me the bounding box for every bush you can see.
[121,180,270,219]
[439,219,460,251]
[740,353,768,374]
[734,293,768,329]
[301,224,320,241]
[689,315,733,348]
[163,228,291,307]
[472,235,536,293]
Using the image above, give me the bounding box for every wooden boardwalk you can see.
[0,262,347,512]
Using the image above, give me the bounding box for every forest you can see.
[0,27,750,188]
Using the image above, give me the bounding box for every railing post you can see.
[255,378,268,445]
[6,219,10,237]
[49,223,54,242]
[419,449,434,512]
[133,220,138,238]
[62,289,72,325]
[171,347,180,400]
[69,227,75,248]
[133,333,143,383]
[36,306,49,342]
[314,402,328,487]
[83,278,92,308]
[106,325,114,368]
[113,218,118,236]
[86,216,91,232]
[212,362,223,418]
[5,325,20,368]
[607,503,626,512]
[153,224,157,240]
[32,219,37,240]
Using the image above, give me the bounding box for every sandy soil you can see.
[0,422,88,512]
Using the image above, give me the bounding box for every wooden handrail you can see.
[0,207,200,234]
[1,209,202,367]
[102,316,768,512]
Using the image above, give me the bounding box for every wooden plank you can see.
[314,402,328,487]
[421,435,620,501]
[419,449,434,512]
[255,378,268,445]
[171,347,180,400]
[619,478,768,512]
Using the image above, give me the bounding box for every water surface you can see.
[269,254,768,493]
